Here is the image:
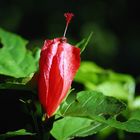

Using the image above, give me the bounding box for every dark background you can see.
[0,0,140,139]
[0,0,140,77]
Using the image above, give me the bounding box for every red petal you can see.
[58,42,80,103]
[46,45,64,117]
[38,39,59,113]
[46,42,80,117]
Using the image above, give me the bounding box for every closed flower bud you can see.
[38,13,80,118]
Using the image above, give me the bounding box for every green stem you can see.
[42,116,55,140]
[30,110,41,140]
[21,99,41,140]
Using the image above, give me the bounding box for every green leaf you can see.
[60,91,126,118]
[51,117,107,140]
[76,32,93,53]
[0,129,35,140]
[106,117,140,133]
[60,90,140,133]
[52,91,125,139]
[72,121,107,137]
[0,28,37,78]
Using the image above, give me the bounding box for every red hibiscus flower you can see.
[38,13,80,118]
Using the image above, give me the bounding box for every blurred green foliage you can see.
[74,61,135,107]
